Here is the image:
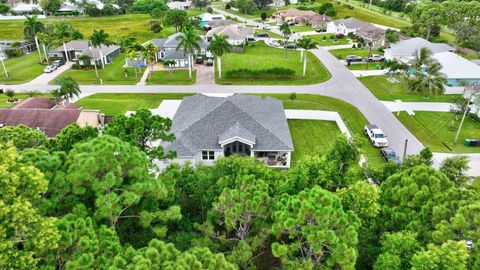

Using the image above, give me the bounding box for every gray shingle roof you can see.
[218,122,256,144]
[52,40,120,60]
[384,37,455,57]
[334,17,371,29]
[146,33,208,50]
[165,94,293,157]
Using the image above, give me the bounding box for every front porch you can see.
[254,151,290,168]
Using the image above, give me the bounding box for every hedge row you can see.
[224,67,295,80]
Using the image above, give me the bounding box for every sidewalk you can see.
[382,101,453,115]
[351,69,387,77]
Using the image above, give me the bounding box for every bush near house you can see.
[225,68,295,80]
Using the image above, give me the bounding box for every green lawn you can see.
[0,53,44,84]
[254,29,283,39]
[52,53,144,85]
[306,33,350,46]
[329,47,383,60]
[0,93,50,108]
[358,75,460,102]
[347,62,383,70]
[0,10,204,42]
[258,94,384,167]
[288,119,341,166]
[147,70,196,85]
[397,111,480,153]
[290,25,315,33]
[216,41,330,85]
[75,93,193,116]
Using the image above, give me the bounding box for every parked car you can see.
[284,44,297,49]
[346,55,363,62]
[367,54,385,62]
[365,124,388,147]
[206,58,213,66]
[381,148,400,164]
[262,25,271,30]
[315,28,326,33]
[196,57,204,64]
[52,59,65,67]
[43,65,56,73]
[288,21,296,26]
[257,32,269,38]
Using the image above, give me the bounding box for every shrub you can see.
[207,7,213,13]
[336,33,345,39]
[225,3,231,9]
[53,11,80,16]
[72,64,95,70]
[5,89,15,98]
[103,4,116,16]
[225,68,295,80]
[85,3,102,17]
[150,21,162,32]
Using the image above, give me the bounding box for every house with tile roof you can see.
[161,94,294,168]
[205,25,254,45]
[0,97,103,137]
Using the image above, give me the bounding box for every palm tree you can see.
[407,61,446,98]
[90,29,111,69]
[126,48,142,79]
[54,22,72,62]
[37,32,51,63]
[23,15,44,63]
[143,42,159,73]
[207,34,232,79]
[296,37,317,76]
[279,22,292,58]
[176,26,202,79]
[53,76,81,103]
[163,60,176,76]
[410,47,434,70]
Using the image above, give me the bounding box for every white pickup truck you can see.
[365,124,388,147]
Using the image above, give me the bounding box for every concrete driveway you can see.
[26,61,73,85]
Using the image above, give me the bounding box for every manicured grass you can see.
[52,53,144,85]
[306,33,350,46]
[396,111,480,153]
[0,10,204,41]
[147,70,196,85]
[216,41,330,85]
[358,75,460,102]
[0,53,44,84]
[258,94,384,167]
[329,47,383,60]
[290,25,315,33]
[76,93,193,116]
[288,119,341,166]
[347,62,383,70]
[0,93,50,108]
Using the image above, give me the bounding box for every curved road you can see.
[1,47,424,158]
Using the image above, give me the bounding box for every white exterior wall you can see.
[194,149,224,166]
[326,22,336,33]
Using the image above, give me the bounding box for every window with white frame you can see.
[202,151,215,160]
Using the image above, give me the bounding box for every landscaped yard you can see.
[347,62,383,70]
[259,94,384,166]
[147,70,197,85]
[359,75,460,102]
[216,41,330,85]
[329,47,383,60]
[290,25,315,33]
[397,111,480,153]
[0,10,205,41]
[305,34,350,46]
[0,93,50,108]
[288,119,341,166]
[76,93,193,116]
[0,53,44,84]
[52,53,144,85]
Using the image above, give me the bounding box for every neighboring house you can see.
[48,40,121,66]
[355,24,386,48]
[162,94,294,168]
[270,0,298,7]
[273,8,334,31]
[273,8,316,22]
[0,40,36,58]
[0,97,103,137]
[203,19,237,31]
[464,84,480,118]
[167,1,191,10]
[144,33,209,68]
[205,25,254,45]
[11,3,41,14]
[199,13,226,22]
[334,17,372,35]
[384,37,455,63]
[432,52,480,88]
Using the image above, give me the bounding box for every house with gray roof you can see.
[145,33,210,68]
[384,37,455,63]
[334,18,372,35]
[162,94,294,168]
[205,25,254,45]
[48,40,121,66]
